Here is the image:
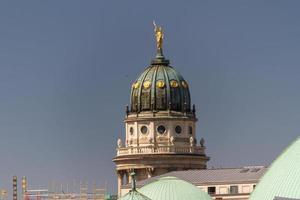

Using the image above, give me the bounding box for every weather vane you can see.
[153,21,164,50]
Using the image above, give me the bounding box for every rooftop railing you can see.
[116,145,205,156]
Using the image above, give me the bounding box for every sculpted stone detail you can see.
[174,137,189,142]
[117,138,122,148]
[149,138,153,144]
[147,168,155,178]
[189,136,195,147]
[200,138,205,147]
[139,137,150,144]
[170,136,174,146]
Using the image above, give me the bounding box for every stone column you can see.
[147,168,154,178]
[125,172,129,184]
[117,171,125,198]
[135,122,138,143]
[127,169,133,183]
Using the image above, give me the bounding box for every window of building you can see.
[230,186,238,194]
[175,125,182,134]
[242,186,250,193]
[189,126,193,134]
[208,187,216,195]
[140,126,148,134]
[250,168,261,172]
[240,168,249,173]
[157,125,166,134]
[130,127,134,135]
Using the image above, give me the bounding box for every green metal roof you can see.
[138,176,212,200]
[118,189,152,200]
[250,136,300,200]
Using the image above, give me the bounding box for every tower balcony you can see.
[116,145,205,156]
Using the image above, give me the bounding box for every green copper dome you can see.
[138,176,212,200]
[250,136,300,200]
[130,57,191,113]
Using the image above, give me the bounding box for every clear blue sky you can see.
[1,0,300,195]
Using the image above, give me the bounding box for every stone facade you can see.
[113,109,209,196]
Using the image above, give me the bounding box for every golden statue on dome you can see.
[153,21,163,50]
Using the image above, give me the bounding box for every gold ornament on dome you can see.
[156,80,165,88]
[133,82,140,89]
[170,80,179,88]
[143,80,151,89]
[182,80,188,88]
[153,21,163,50]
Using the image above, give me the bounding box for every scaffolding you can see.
[26,182,107,200]
[9,176,109,200]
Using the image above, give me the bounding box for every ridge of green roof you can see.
[250,136,300,200]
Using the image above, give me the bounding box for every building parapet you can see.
[116,145,205,156]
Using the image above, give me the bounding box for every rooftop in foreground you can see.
[123,166,267,189]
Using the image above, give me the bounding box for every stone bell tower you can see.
[113,23,209,197]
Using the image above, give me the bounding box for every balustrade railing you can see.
[116,145,204,156]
